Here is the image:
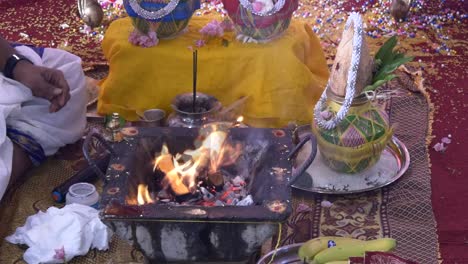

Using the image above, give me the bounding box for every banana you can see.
[298,236,364,262]
[311,238,397,264]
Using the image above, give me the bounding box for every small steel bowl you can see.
[133,109,166,127]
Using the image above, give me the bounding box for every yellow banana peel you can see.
[298,236,365,263]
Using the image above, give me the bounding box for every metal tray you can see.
[257,243,304,264]
[292,132,410,195]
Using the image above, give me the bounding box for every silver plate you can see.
[257,243,304,264]
[292,134,410,195]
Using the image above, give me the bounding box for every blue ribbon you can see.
[124,0,200,22]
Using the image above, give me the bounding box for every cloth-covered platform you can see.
[98,16,329,127]
[0,70,439,263]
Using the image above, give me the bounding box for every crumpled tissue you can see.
[5,203,112,264]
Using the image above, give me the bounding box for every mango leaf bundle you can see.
[364,36,414,92]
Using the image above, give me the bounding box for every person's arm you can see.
[0,35,70,112]
[0,36,16,71]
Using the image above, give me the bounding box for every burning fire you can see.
[137,184,154,205]
[136,127,242,204]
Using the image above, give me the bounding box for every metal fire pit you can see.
[83,126,316,263]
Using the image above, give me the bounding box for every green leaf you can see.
[375,58,382,66]
[393,53,405,60]
[372,56,413,82]
[375,36,397,62]
[364,74,398,92]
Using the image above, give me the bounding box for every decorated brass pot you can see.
[312,90,393,173]
[222,0,298,43]
[124,0,200,46]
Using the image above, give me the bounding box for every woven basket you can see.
[222,0,299,42]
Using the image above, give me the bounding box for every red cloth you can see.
[427,54,468,262]
[0,0,104,69]
[412,1,468,262]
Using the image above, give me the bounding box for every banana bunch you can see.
[297,236,397,264]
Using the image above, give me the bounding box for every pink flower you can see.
[441,137,452,144]
[194,39,206,48]
[433,142,447,152]
[200,20,224,38]
[252,1,265,12]
[128,31,159,47]
[320,110,332,120]
[53,246,65,260]
[128,31,140,45]
[100,1,110,8]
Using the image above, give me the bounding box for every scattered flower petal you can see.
[321,200,333,208]
[128,30,159,47]
[441,137,452,144]
[19,32,29,38]
[53,246,65,260]
[433,142,447,152]
[200,20,224,38]
[194,39,206,48]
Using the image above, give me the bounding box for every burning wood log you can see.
[207,171,225,191]
[329,20,374,97]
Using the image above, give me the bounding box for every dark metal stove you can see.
[84,126,315,263]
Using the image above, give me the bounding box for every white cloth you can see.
[5,204,112,264]
[0,46,87,200]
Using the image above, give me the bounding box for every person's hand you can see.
[13,60,71,113]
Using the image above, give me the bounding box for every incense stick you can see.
[192,50,198,113]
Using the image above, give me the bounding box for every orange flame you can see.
[135,126,243,204]
[137,184,154,205]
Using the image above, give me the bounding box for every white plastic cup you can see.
[66,183,99,209]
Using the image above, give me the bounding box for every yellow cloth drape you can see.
[98,15,329,127]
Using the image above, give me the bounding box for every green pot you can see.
[312,90,393,174]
